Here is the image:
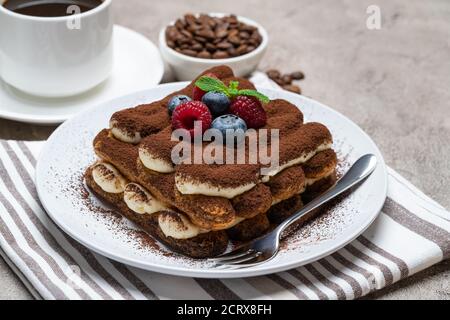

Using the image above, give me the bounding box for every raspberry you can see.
[172,101,212,138]
[193,73,218,101]
[229,96,267,129]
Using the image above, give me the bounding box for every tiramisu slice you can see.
[85,65,339,258]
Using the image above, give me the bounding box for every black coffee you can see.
[3,0,103,17]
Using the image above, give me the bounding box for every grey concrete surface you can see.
[0,0,449,299]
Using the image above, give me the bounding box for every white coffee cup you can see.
[0,0,113,97]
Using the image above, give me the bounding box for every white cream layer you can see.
[123,183,168,214]
[139,147,175,173]
[175,174,256,199]
[158,212,208,239]
[110,119,142,144]
[92,162,127,194]
[261,141,332,181]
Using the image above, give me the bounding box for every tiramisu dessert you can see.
[85,66,337,258]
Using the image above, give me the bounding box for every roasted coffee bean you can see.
[217,41,232,49]
[187,24,200,33]
[246,46,255,53]
[196,28,215,39]
[236,44,248,55]
[194,36,207,43]
[274,78,285,86]
[184,14,196,25]
[166,26,179,40]
[191,43,203,51]
[281,74,293,84]
[181,29,193,39]
[227,46,237,56]
[215,28,228,38]
[206,43,216,51]
[181,49,198,57]
[283,84,302,94]
[197,50,211,59]
[241,25,256,32]
[228,15,238,24]
[228,29,239,37]
[213,50,229,59]
[167,40,176,49]
[228,35,241,45]
[166,13,263,59]
[291,71,305,80]
[175,19,185,30]
[266,69,281,80]
[239,31,250,39]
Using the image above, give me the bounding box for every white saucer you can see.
[0,25,164,125]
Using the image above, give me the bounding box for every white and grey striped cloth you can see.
[0,139,449,300]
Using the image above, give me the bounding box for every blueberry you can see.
[168,95,192,115]
[201,91,230,116]
[211,114,247,143]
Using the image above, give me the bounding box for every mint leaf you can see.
[229,81,239,91]
[238,89,270,104]
[195,77,229,96]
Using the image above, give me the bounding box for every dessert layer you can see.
[85,166,228,258]
[94,127,337,231]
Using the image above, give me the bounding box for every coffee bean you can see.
[213,51,229,59]
[274,78,285,86]
[206,43,216,52]
[228,29,239,37]
[291,71,305,80]
[241,25,257,32]
[228,35,241,45]
[184,14,196,25]
[166,26,179,41]
[191,43,203,51]
[180,49,198,57]
[217,41,232,50]
[197,50,211,59]
[239,32,250,39]
[246,46,255,53]
[194,36,207,43]
[283,84,302,94]
[266,69,281,80]
[196,28,215,39]
[215,29,228,38]
[236,44,248,55]
[281,75,293,84]
[187,24,200,33]
[227,47,237,56]
[181,29,193,39]
[175,19,185,30]
[167,40,176,49]
[228,15,238,24]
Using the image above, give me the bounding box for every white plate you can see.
[0,25,163,125]
[36,83,388,278]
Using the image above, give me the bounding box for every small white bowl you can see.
[159,13,269,81]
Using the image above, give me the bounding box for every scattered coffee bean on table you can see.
[265,69,305,94]
[165,14,263,59]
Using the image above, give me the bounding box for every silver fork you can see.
[208,154,378,269]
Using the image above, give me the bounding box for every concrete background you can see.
[0,0,449,299]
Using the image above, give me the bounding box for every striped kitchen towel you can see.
[0,140,449,300]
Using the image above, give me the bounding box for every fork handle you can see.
[276,154,378,236]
